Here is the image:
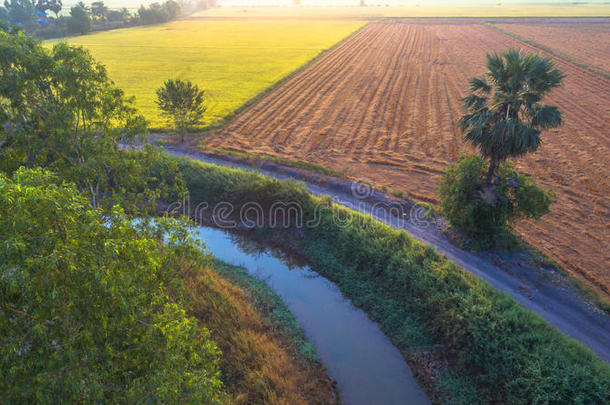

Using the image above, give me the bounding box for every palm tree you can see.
[459,49,564,186]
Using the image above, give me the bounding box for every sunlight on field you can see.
[193,4,610,18]
[48,19,364,129]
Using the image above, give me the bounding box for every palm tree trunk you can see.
[486,159,497,186]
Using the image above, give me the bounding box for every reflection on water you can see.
[194,225,430,405]
[224,231,308,269]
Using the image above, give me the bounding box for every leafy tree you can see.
[35,0,61,17]
[0,30,184,213]
[107,7,130,22]
[164,0,180,18]
[0,167,224,403]
[0,7,8,26]
[138,1,167,24]
[120,6,130,19]
[137,0,180,24]
[90,0,107,21]
[3,0,36,28]
[67,3,90,34]
[459,48,564,186]
[156,78,207,142]
[439,154,553,248]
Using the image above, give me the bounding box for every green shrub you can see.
[439,154,553,248]
[0,168,223,403]
[178,157,610,404]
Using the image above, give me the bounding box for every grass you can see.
[212,259,318,363]
[46,19,364,129]
[186,259,335,404]
[177,156,610,405]
[523,244,610,314]
[200,146,342,176]
[194,4,610,18]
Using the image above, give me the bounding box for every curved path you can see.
[163,145,610,362]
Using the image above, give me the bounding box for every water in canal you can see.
[194,226,430,405]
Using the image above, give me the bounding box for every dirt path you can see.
[162,145,610,363]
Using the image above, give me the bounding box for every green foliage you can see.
[439,154,553,248]
[178,157,610,405]
[106,7,131,23]
[138,0,181,25]
[156,78,206,142]
[35,0,62,17]
[67,4,91,34]
[444,49,562,245]
[2,0,36,28]
[459,48,563,183]
[0,30,184,213]
[90,1,108,22]
[0,168,224,403]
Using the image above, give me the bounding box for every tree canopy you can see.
[35,0,61,17]
[67,3,91,34]
[90,0,107,21]
[156,78,206,142]
[0,29,184,213]
[459,48,564,184]
[0,168,224,403]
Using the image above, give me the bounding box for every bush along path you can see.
[160,144,610,366]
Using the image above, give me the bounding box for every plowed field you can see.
[494,23,610,75]
[207,22,610,297]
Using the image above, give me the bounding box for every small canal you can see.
[194,226,430,405]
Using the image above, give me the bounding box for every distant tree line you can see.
[0,0,214,38]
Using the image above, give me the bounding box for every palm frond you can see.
[530,105,562,129]
[469,77,491,94]
[462,94,487,111]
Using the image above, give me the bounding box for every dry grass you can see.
[185,263,335,405]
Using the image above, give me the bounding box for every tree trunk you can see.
[486,159,497,186]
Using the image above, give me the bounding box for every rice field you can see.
[47,19,365,128]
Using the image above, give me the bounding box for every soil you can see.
[494,22,610,74]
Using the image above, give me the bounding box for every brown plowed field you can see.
[494,23,610,75]
[207,22,610,297]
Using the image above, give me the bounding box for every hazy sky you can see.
[220,0,607,4]
[74,0,607,8]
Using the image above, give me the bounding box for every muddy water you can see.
[194,226,430,405]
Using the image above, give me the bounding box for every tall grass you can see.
[185,259,335,405]
[177,157,610,404]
